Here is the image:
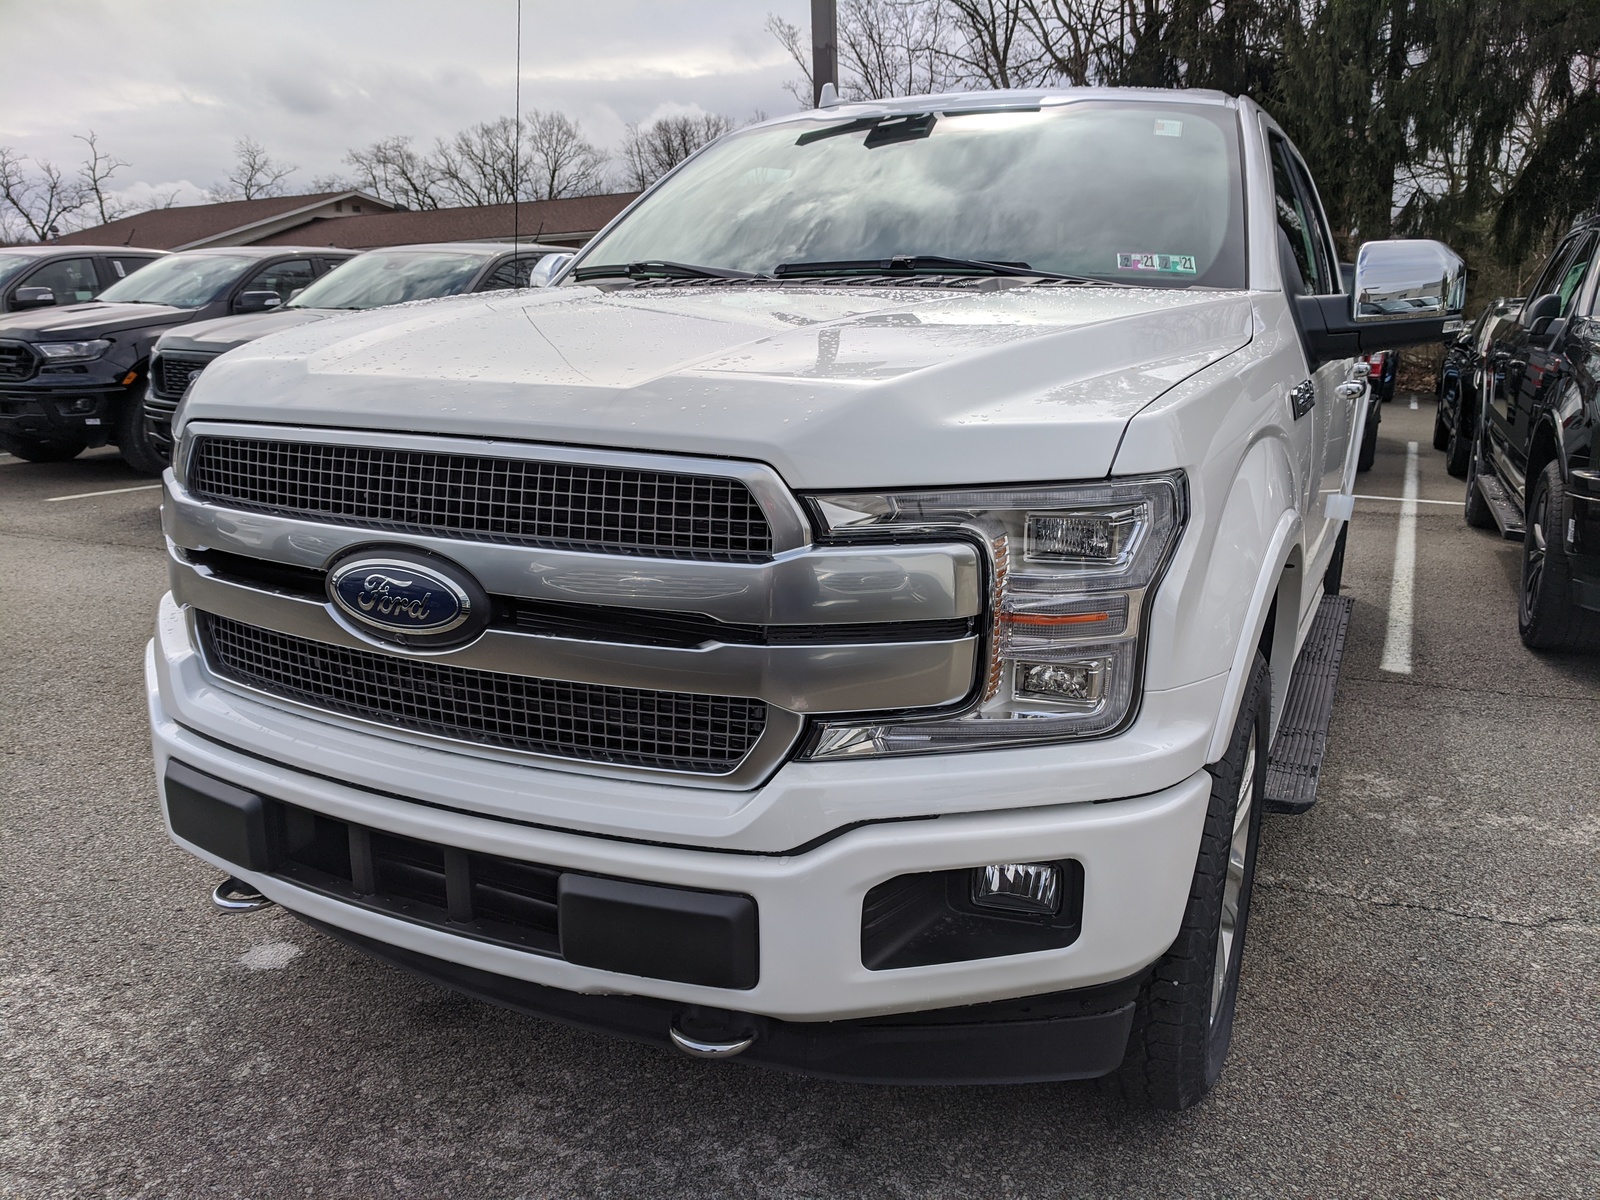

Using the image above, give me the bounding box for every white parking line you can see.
[1354,494,1461,506]
[1409,396,1418,410]
[43,483,162,503]
[1379,442,1420,674]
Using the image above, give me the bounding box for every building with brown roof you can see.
[55,191,637,253]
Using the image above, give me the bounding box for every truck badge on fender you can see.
[325,549,487,648]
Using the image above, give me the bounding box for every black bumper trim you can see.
[294,913,1137,1085]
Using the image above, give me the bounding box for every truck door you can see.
[1512,233,1595,485]
[1488,238,1577,490]
[1269,135,1350,589]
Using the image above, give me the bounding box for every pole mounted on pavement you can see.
[811,0,838,108]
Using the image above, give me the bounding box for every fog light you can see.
[56,397,96,414]
[972,862,1061,915]
[1015,658,1106,705]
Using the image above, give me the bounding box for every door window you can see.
[1554,233,1594,317]
[1269,137,1332,295]
[21,257,100,302]
[242,258,316,303]
[477,255,539,290]
[1524,239,1576,312]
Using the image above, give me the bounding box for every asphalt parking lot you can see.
[2,400,1597,1199]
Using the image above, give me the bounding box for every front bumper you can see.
[0,380,128,444]
[148,629,1212,1028]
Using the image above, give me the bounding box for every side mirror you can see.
[528,253,574,288]
[234,290,283,314]
[288,287,307,302]
[1296,238,1466,364]
[12,286,55,310]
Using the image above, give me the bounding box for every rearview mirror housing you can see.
[12,286,56,310]
[234,290,283,314]
[1296,238,1466,365]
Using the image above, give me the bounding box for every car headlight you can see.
[802,472,1186,758]
[36,339,111,362]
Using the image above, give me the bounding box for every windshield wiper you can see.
[772,255,1098,284]
[571,260,764,282]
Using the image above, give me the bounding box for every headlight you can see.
[36,339,111,362]
[802,473,1186,758]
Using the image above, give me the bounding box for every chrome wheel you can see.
[1211,728,1256,1027]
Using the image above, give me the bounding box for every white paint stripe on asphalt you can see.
[43,483,162,503]
[1409,396,1418,410]
[1380,441,1420,674]
[1354,494,1461,506]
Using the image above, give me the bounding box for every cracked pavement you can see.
[1,399,1597,1198]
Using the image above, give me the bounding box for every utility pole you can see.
[811,0,838,107]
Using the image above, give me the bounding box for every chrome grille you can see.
[187,436,774,560]
[0,341,36,382]
[152,352,215,400]
[199,614,768,774]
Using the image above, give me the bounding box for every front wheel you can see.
[1108,652,1269,1110]
[1432,386,1451,450]
[1518,462,1600,651]
[1464,436,1496,530]
[1357,406,1378,472]
[1444,403,1473,478]
[115,388,167,476]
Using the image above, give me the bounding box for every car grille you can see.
[198,613,769,774]
[151,352,215,401]
[0,341,37,382]
[186,436,775,561]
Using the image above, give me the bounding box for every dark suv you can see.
[143,241,562,457]
[1435,295,1519,477]
[0,245,164,312]
[1467,216,1600,649]
[0,246,352,472]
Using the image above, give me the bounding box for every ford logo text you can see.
[326,550,488,648]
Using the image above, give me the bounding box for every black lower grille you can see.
[151,352,214,400]
[0,341,37,382]
[198,613,767,773]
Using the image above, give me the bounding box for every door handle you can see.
[1335,381,1365,401]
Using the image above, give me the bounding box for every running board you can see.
[1264,594,1355,814]
[1475,471,1525,540]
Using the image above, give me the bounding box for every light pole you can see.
[811,0,838,107]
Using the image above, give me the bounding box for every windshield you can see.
[289,249,493,310]
[0,254,39,289]
[577,101,1246,288]
[96,254,257,308]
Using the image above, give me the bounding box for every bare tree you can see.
[75,131,132,225]
[524,109,609,199]
[208,137,298,202]
[0,146,88,241]
[619,113,735,191]
[432,118,523,207]
[346,136,444,210]
[766,14,814,107]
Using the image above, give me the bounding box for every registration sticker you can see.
[1153,119,1184,138]
[1117,252,1197,275]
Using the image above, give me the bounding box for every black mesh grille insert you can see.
[199,613,767,773]
[0,341,37,382]
[152,352,214,400]
[186,436,774,560]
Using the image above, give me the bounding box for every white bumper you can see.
[148,606,1213,1022]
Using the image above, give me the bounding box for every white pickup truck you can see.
[148,87,1462,1109]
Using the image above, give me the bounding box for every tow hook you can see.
[668,1007,759,1059]
[211,876,273,912]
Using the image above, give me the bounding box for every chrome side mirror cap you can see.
[1353,239,1466,324]
[529,253,575,288]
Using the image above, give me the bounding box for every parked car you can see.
[0,245,165,313]
[0,247,352,471]
[1434,296,1520,477]
[1364,348,1397,403]
[144,241,565,457]
[149,88,1459,1110]
[1467,216,1600,649]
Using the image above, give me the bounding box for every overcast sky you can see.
[0,0,811,209]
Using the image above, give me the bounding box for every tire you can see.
[1432,386,1451,450]
[0,433,86,463]
[1464,436,1496,530]
[1108,652,1269,1111]
[1323,522,1348,596]
[1444,402,1473,478]
[114,387,168,476]
[1357,406,1378,472]
[1518,462,1600,651]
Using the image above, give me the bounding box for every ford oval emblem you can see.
[326,548,489,649]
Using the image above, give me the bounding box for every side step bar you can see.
[1475,469,1525,540]
[1264,594,1355,814]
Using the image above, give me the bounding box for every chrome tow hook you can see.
[211,876,274,913]
[668,1024,755,1059]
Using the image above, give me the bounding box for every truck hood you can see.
[183,284,1255,488]
[157,308,333,355]
[0,301,196,341]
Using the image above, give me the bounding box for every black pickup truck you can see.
[0,246,351,471]
[1467,216,1600,650]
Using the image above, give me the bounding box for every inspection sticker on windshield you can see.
[1117,253,1197,275]
[1153,119,1184,137]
